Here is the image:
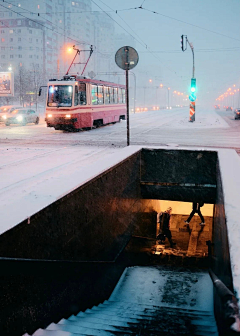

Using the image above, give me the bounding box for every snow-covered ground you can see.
[1,106,240,301]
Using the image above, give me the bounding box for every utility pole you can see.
[181,35,196,122]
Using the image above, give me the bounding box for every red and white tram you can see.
[45,75,126,131]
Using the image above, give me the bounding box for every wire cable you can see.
[137,6,240,44]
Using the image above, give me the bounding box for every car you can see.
[3,108,39,126]
[0,105,22,122]
[226,106,233,111]
[234,108,240,120]
[214,105,220,110]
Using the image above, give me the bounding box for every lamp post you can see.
[159,84,170,109]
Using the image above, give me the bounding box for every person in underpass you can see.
[185,202,205,226]
[157,207,176,248]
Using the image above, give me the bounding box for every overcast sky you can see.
[92,0,240,106]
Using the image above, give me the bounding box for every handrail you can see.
[206,240,240,333]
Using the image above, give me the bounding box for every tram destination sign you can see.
[115,46,139,71]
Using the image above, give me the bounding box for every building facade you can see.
[0,0,116,79]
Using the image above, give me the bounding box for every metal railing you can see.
[206,240,240,333]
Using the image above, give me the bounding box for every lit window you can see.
[9,29,13,33]
[37,5,40,9]
[72,1,75,5]
[1,38,5,42]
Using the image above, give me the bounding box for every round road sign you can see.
[115,46,139,71]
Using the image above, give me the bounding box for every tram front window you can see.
[48,85,73,107]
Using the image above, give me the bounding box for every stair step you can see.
[46,323,131,335]
[75,311,216,327]
[67,312,216,329]
[83,304,213,317]
[67,314,218,330]
[100,301,214,315]
[68,314,140,324]
[56,318,132,330]
[32,329,84,335]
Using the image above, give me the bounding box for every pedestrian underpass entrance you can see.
[0,147,238,335]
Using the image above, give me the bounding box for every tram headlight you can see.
[65,114,71,118]
[47,114,52,118]
[16,115,23,121]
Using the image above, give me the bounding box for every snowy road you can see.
[0,107,239,150]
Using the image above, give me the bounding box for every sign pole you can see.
[115,45,139,146]
[126,68,130,146]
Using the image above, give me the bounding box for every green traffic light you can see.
[191,87,196,93]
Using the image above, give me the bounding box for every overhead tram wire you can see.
[90,0,147,50]
[97,0,147,49]
[137,6,240,44]
[91,0,182,78]
[0,2,93,47]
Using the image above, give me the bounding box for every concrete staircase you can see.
[24,266,219,336]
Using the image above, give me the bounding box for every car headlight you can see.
[16,115,23,121]
[2,115,7,119]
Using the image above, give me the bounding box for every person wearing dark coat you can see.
[157,207,176,248]
[185,202,205,226]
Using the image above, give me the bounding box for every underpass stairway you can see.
[26,266,219,336]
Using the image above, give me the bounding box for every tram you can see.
[44,75,126,131]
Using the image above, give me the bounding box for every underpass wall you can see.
[140,148,217,203]
[0,149,142,261]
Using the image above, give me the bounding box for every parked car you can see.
[226,106,233,111]
[4,108,39,126]
[0,105,22,122]
[234,108,240,120]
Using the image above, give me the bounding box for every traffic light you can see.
[189,78,197,101]
[181,35,184,51]
[190,78,196,92]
